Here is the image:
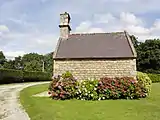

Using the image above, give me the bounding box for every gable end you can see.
[124,31,137,58]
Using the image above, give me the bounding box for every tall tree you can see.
[14,56,23,70]
[43,52,53,74]
[22,53,44,72]
[130,35,160,74]
[137,39,160,74]
[3,60,15,69]
[0,51,6,68]
[2,52,54,73]
[24,60,42,71]
[130,35,141,50]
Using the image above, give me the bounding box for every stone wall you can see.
[53,59,136,80]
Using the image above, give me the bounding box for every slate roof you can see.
[53,31,137,59]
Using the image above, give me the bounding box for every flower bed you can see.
[48,71,151,100]
[97,77,147,100]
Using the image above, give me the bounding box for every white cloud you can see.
[125,25,150,35]
[75,21,92,33]
[88,28,104,33]
[4,51,26,59]
[27,34,58,49]
[151,19,160,31]
[75,21,105,33]
[0,25,11,46]
[0,25,9,33]
[0,30,58,59]
[120,12,143,26]
[74,12,160,41]
[2,33,27,40]
[94,13,116,23]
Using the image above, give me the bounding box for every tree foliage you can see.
[2,52,53,74]
[130,35,140,50]
[130,36,160,74]
[43,52,53,73]
[22,53,44,72]
[3,60,15,69]
[0,51,6,68]
[14,56,23,70]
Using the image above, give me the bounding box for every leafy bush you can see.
[137,72,152,96]
[97,77,147,100]
[76,80,99,100]
[0,68,51,84]
[49,71,79,100]
[147,73,160,83]
[61,71,73,79]
[49,72,148,100]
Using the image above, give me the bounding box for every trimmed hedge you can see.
[23,71,52,82]
[0,69,23,84]
[0,68,52,84]
[148,73,160,83]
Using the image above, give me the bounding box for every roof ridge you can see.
[70,32,124,36]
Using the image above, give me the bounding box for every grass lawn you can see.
[20,83,160,120]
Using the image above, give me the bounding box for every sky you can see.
[0,0,160,59]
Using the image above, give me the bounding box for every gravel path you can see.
[0,82,49,120]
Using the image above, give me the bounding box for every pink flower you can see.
[74,77,78,80]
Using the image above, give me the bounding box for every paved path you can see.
[0,82,49,120]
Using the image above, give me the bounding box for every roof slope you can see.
[53,31,137,59]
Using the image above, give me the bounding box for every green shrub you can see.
[147,73,160,83]
[0,68,51,84]
[76,80,99,100]
[61,71,73,78]
[49,72,79,100]
[137,72,152,96]
[97,77,147,100]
